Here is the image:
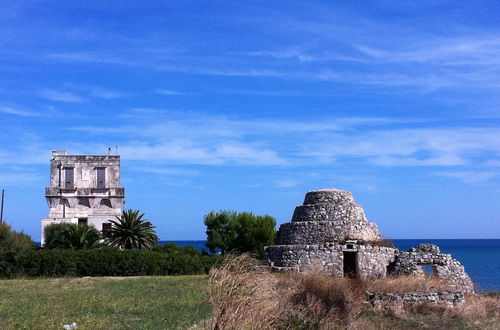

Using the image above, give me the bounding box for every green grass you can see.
[0,276,211,330]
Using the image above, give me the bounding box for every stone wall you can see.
[277,220,381,244]
[266,242,397,278]
[392,244,474,293]
[368,291,465,309]
[265,189,475,295]
[41,150,125,244]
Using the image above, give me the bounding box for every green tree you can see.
[0,222,34,276]
[204,211,276,258]
[44,223,101,249]
[105,209,159,250]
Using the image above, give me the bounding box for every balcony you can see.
[45,187,125,197]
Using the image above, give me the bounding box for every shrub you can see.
[44,223,101,249]
[11,244,223,277]
[0,223,34,277]
[204,210,276,258]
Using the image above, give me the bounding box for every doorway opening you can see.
[343,252,357,278]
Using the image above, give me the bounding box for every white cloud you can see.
[0,171,45,187]
[90,88,127,99]
[0,106,40,117]
[67,111,500,169]
[155,89,184,95]
[275,180,301,188]
[129,166,199,176]
[435,171,499,184]
[40,89,85,103]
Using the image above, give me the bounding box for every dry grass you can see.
[207,254,284,329]
[454,293,500,320]
[368,275,450,293]
[207,255,500,330]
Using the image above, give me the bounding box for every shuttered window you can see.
[64,167,74,188]
[96,167,106,188]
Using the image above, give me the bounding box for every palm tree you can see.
[44,223,101,249]
[66,224,101,249]
[104,209,159,250]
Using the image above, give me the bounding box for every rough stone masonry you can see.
[265,189,474,295]
[41,150,125,244]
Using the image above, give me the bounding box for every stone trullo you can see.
[265,189,474,295]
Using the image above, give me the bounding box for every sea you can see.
[161,239,500,292]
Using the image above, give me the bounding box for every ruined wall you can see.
[392,244,474,293]
[368,291,466,309]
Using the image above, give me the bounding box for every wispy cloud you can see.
[65,110,500,173]
[435,171,499,184]
[155,89,184,95]
[0,172,43,186]
[128,166,199,176]
[40,89,85,103]
[90,88,128,99]
[0,106,40,117]
[275,179,301,188]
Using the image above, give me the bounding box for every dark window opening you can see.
[100,199,112,208]
[64,167,74,189]
[78,218,88,225]
[78,198,91,208]
[102,223,111,237]
[96,167,106,189]
[343,252,357,278]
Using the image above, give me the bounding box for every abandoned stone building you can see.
[265,189,474,294]
[41,150,125,244]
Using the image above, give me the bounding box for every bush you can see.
[44,223,101,249]
[0,223,35,277]
[8,244,223,277]
[204,210,276,258]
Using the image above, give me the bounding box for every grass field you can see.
[0,276,211,330]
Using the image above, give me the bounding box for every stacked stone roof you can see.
[277,189,382,245]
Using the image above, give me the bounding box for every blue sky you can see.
[1,1,500,240]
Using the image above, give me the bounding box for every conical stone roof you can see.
[276,189,382,244]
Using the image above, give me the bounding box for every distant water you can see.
[163,239,500,292]
[392,239,500,292]
[160,240,207,251]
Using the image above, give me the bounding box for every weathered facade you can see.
[265,189,474,293]
[41,150,125,244]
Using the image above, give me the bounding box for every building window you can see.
[64,167,74,189]
[78,198,91,208]
[102,222,112,237]
[100,199,112,208]
[78,218,88,225]
[96,167,106,189]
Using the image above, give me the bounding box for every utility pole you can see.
[0,189,4,223]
